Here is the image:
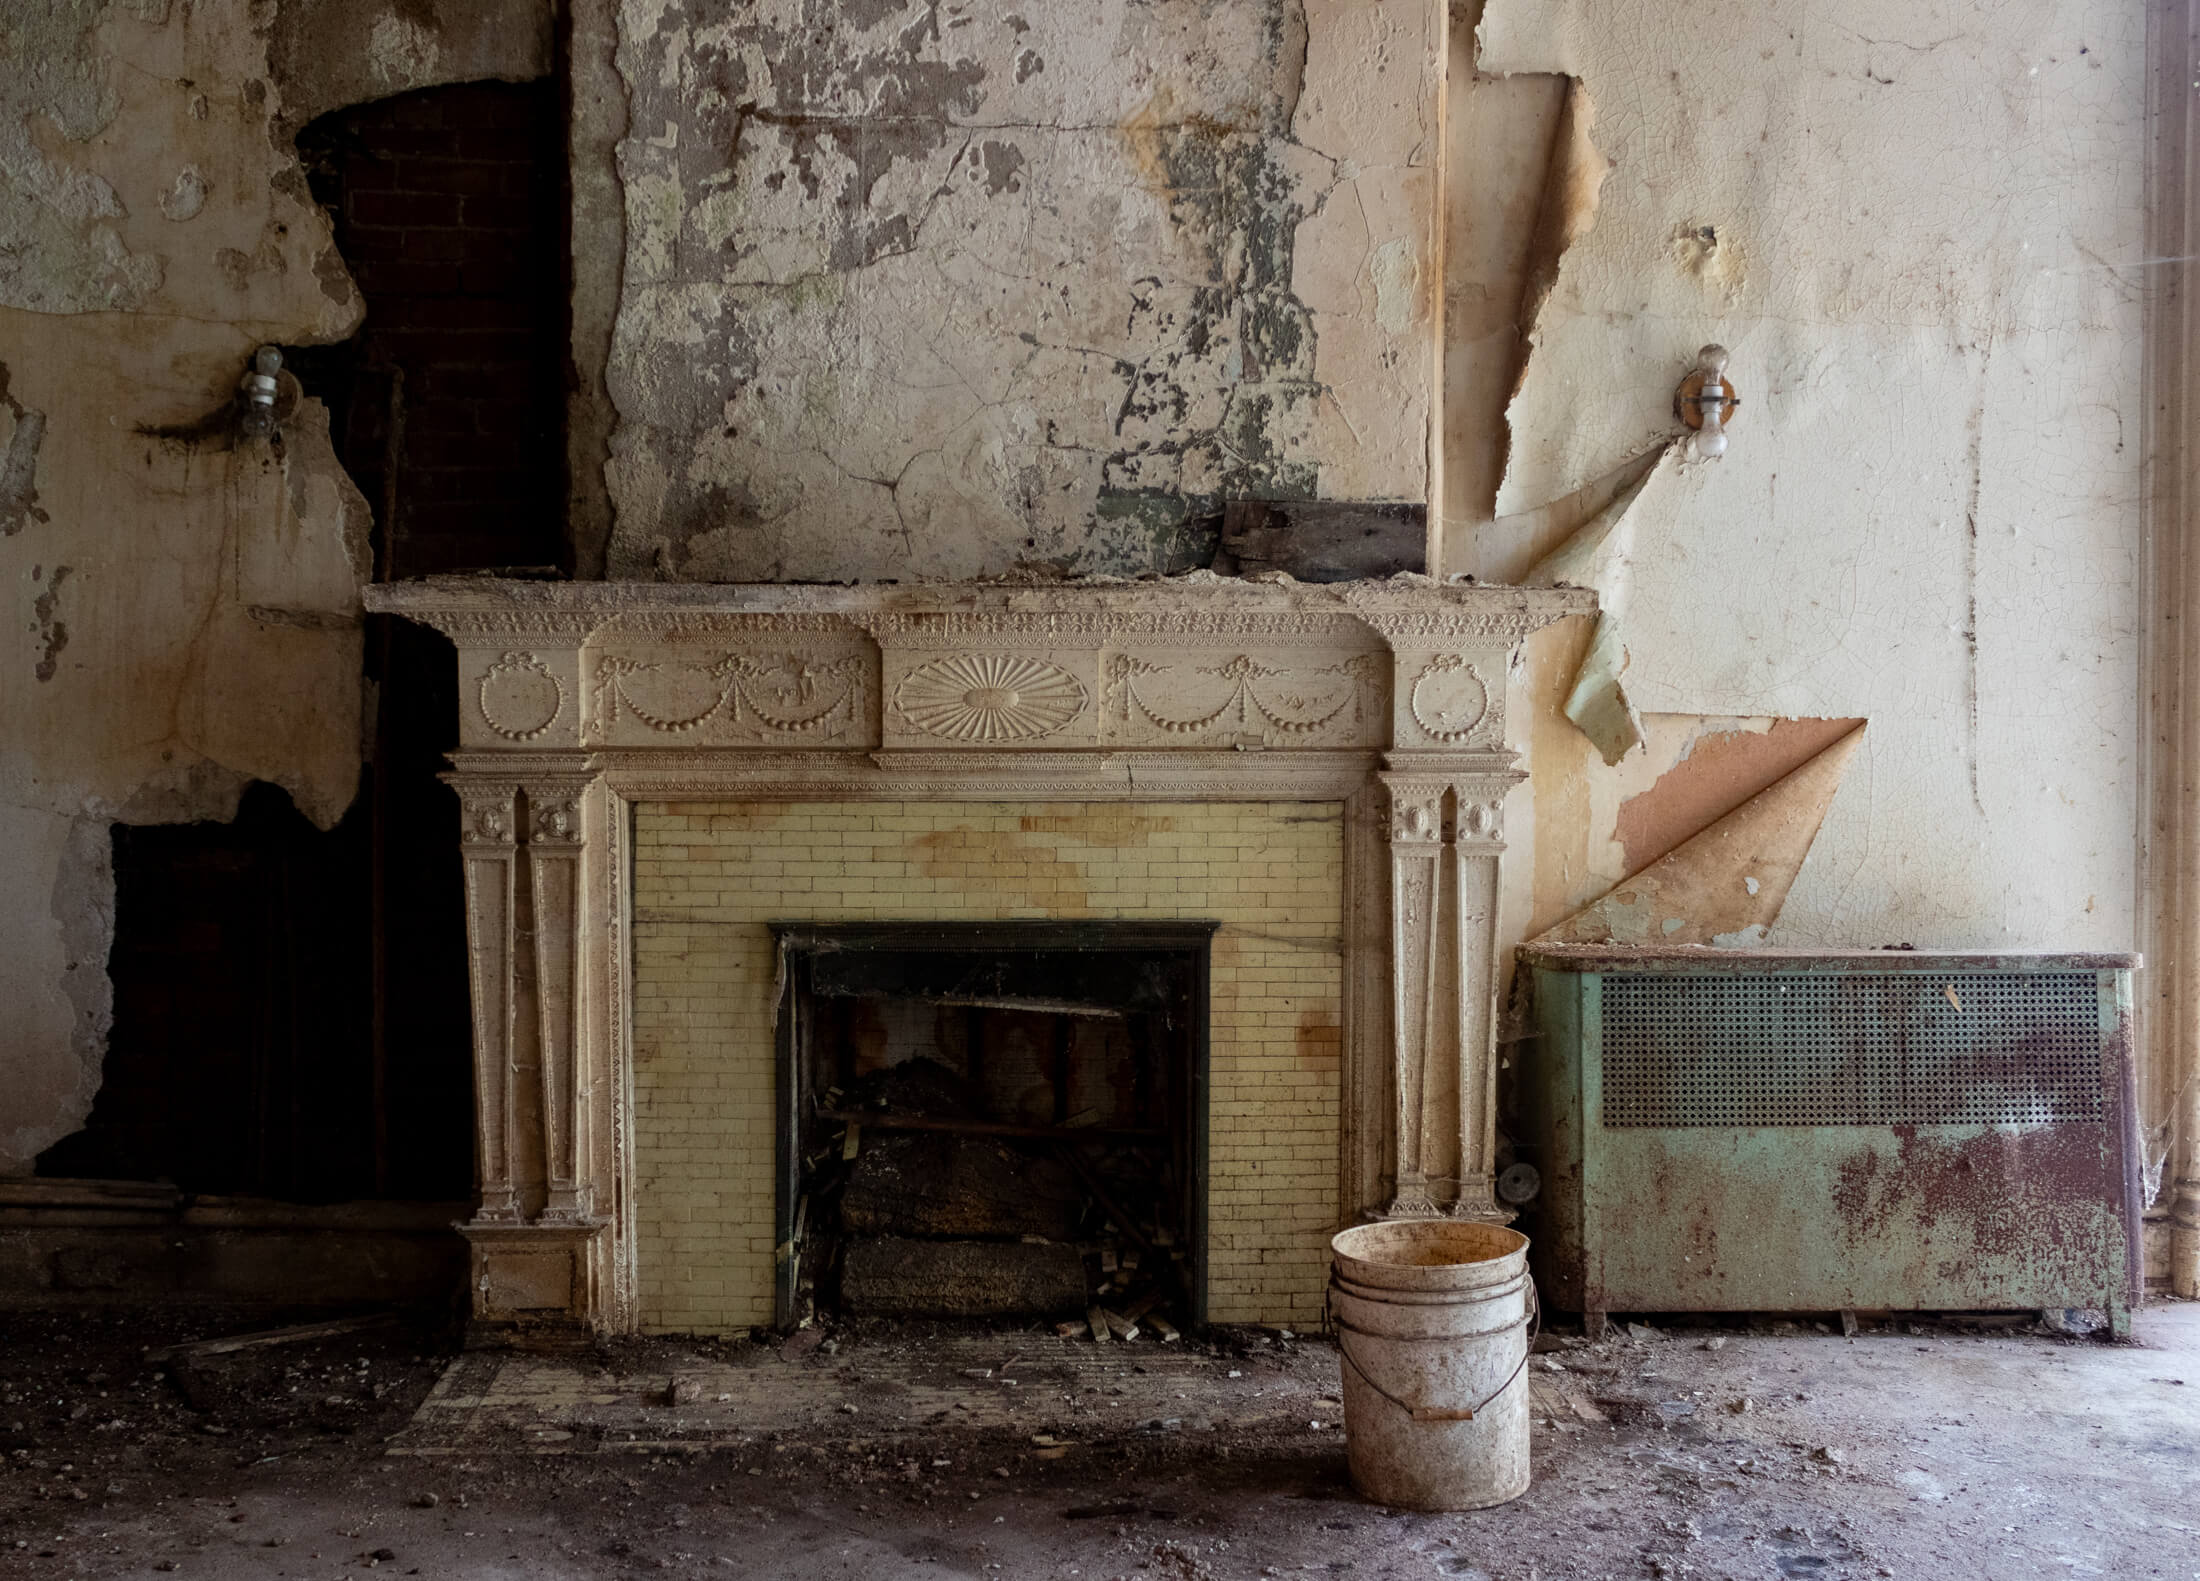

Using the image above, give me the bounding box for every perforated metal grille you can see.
[1598,972,2106,1128]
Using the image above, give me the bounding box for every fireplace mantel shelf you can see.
[366,574,1597,1333]
[364,575,1594,764]
[365,572,1593,625]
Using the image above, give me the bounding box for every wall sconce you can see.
[237,344,283,439]
[1673,343,1740,459]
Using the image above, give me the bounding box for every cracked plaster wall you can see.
[0,0,543,1174]
[1475,0,2143,969]
[596,0,1441,581]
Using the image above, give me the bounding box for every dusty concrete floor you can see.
[2,1302,2196,1580]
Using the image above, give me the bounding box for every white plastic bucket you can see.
[1328,1220,1535,1511]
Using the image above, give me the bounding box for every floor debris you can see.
[0,1305,2193,1579]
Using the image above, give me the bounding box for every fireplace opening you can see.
[771,922,1216,1334]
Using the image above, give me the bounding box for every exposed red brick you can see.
[350,190,465,228]
[291,79,564,579]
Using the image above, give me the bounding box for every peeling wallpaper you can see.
[600,0,1440,581]
[0,0,2154,1176]
[1480,0,2143,955]
[0,0,540,1172]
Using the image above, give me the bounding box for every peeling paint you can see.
[31,564,71,683]
[1480,0,2143,984]
[158,165,208,222]
[0,365,49,537]
[1508,77,1604,379]
[601,0,1437,581]
[269,0,550,129]
[1370,238,1417,335]
[0,0,524,1173]
[0,807,113,1174]
[0,0,162,314]
[368,12,443,89]
[1667,219,1745,302]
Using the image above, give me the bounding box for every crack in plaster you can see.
[605,0,1421,583]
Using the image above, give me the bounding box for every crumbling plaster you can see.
[596,0,1442,582]
[267,0,553,131]
[0,0,546,1173]
[1473,1,2142,971]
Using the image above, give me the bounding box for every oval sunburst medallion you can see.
[894,653,1088,742]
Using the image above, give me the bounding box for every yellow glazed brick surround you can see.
[630,801,1345,1333]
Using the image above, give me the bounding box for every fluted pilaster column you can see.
[526,779,595,1225]
[1383,773,1449,1216]
[1448,779,1517,1223]
[455,781,522,1225]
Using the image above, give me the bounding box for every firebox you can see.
[772,922,1215,1331]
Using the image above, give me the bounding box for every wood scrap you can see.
[144,1310,400,1363]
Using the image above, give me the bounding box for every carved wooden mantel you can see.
[365,577,1594,1330]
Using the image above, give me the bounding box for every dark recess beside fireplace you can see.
[771,922,1217,1333]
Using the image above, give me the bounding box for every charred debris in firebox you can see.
[775,922,1217,1343]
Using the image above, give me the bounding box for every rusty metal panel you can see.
[1520,954,2139,1329]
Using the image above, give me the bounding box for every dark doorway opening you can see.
[772,922,1216,1335]
[38,79,569,1204]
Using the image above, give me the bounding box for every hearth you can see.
[774,922,1212,1330]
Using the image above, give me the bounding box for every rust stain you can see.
[1016,811,1176,847]
[1833,1122,2111,1264]
[1118,89,1259,196]
[913,828,1092,916]
[1294,1007,1340,1070]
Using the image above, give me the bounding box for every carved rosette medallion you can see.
[478,652,566,742]
[530,792,582,846]
[892,654,1088,743]
[1389,782,1446,846]
[1457,797,1504,845]
[457,784,515,847]
[1408,654,1490,744]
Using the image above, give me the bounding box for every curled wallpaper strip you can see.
[1519,441,1678,765]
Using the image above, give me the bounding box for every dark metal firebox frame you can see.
[768,920,1219,1331]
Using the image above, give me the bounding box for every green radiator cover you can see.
[1518,947,2143,1331]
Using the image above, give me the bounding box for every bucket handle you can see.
[1326,1274,1540,1424]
